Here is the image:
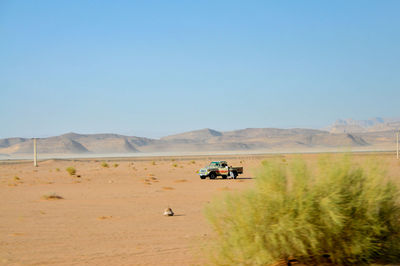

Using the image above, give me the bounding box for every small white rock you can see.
[163,207,174,216]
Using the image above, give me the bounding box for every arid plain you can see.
[1,153,399,265]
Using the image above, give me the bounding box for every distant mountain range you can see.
[326,117,400,133]
[1,117,399,157]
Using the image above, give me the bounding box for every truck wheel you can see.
[209,172,216,179]
[221,175,227,179]
[233,172,237,179]
[200,176,206,179]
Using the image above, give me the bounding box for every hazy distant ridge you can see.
[1,124,397,155]
[326,117,400,133]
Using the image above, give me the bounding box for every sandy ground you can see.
[0,153,399,265]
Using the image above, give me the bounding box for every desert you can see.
[1,153,399,265]
[2,1,400,264]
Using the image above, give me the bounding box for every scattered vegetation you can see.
[8,176,23,186]
[152,161,156,165]
[190,160,196,164]
[205,155,400,265]
[113,163,119,168]
[172,163,178,168]
[101,162,109,168]
[56,168,60,172]
[66,167,76,176]
[174,179,188,183]
[142,178,152,185]
[42,193,63,200]
[98,216,112,220]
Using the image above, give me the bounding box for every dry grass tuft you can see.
[42,193,63,200]
[174,179,188,183]
[66,167,76,176]
[97,216,112,220]
[142,178,152,185]
[162,186,175,190]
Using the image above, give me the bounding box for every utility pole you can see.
[397,130,399,160]
[33,138,38,167]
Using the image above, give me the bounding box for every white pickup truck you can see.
[198,161,243,179]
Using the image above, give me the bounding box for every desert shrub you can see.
[66,167,76,176]
[172,163,178,168]
[56,168,60,172]
[101,162,109,168]
[113,163,119,168]
[152,161,156,165]
[205,156,400,265]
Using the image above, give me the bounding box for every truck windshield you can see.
[209,162,219,167]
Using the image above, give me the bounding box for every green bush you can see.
[205,156,400,265]
[66,167,76,176]
[101,162,109,168]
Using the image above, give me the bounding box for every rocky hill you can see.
[1,126,397,156]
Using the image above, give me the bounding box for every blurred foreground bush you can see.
[205,156,400,265]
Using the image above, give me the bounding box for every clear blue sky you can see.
[1,0,399,139]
